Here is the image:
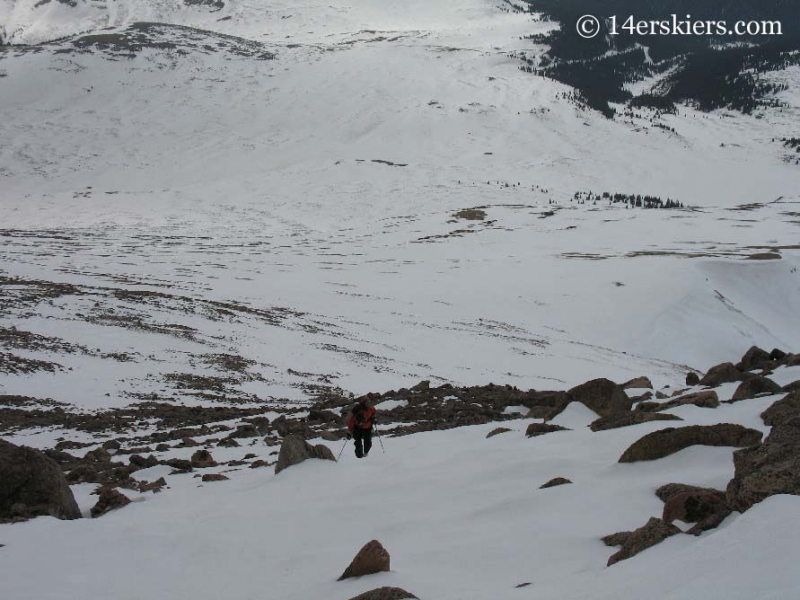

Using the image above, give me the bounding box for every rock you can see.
[84,447,112,462]
[655,483,723,503]
[622,376,653,390]
[338,540,391,580]
[138,477,167,493]
[726,417,800,512]
[736,346,773,372]
[590,412,682,432]
[321,430,344,442]
[603,517,681,566]
[102,439,121,451]
[730,377,783,402]
[761,392,800,427]
[698,362,744,387]
[522,391,571,420]
[629,391,653,403]
[275,434,335,474]
[655,390,669,400]
[787,354,800,367]
[540,477,572,489]
[568,378,631,417]
[250,460,271,469]
[685,372,700,386]
[308,409,339,423]
[0,440,82,521]
[155,443,171,452]
[639,391,719,413]
[230,424,260,439]
[619,424,763,463]
[90,487,131,518]
[783,381,800,393]
[162,458,193,472]
[190,450,217,469]
[486,427,512,439]
[770,348,787,361]
[201,474,229,482]
[129,454,158,469]
[411,380,430,392]
[686,509,732,536]
[217,438,240,448]
[347,587,417,600]
[525,423,569,438]
[181,437,200,447]
[662,490,729,524]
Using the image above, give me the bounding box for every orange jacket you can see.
[348,405,376,431]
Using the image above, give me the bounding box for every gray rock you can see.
[698,362,744,387]
[339,540,391,580]
[730,377,783,402]
[486,427,512,439]
[685,372,700,386]
[761,392,800,427]
[347,587,417,600]
[619,424,763,463]
[603,517,681,566]
[525,423,569,438]
[726,417,800,512]
[540,477,572,489]
[568,378,631,417]
[736,346,773,372]
[590,412,682,432]
[90,487,130,518]
[0,439,81,521]
[622,376,653,390]
[275,434,335,474]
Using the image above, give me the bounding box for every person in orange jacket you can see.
[347,395,377,458]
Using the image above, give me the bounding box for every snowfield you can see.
[1,0,800,599]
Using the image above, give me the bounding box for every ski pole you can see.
[336,438,348,462]
[375,426,385,453]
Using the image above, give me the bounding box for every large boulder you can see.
[655,483,723,503]
[726,417,800,512]
[736,346,773,372]
[275,434,335,474]
[761,392,800,427]
[640,391,719,412]
[603,517,681,566]
[698,362,744,387]
[590,412,682,432]
[662,490,729,525]
[338,540,391,580]
[685,372,700,386]
[619,424,763,463]
[622,376,653,390]
[730,377,783,402]
[190,450,217,469]
[567,378,631,417]
[0,439,81,521]
[348,588,417,600]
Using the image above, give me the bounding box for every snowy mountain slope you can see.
[2,373,800,600]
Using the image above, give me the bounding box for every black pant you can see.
[353,427,372,458]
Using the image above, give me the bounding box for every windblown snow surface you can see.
[1,1,800,599]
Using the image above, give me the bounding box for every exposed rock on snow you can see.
[621,376,653,390]
[540,477,572,489]
[567,378,630,417]
[486,427,512,438]
[274,434,335,474]
[347,586,417,600]
[162,458,193,472]
[590,411,682,432]
[662,490,729,526]
[603,517,681,566]
[761,391,800,426]
[190,450,217,469]
[699,362,746,387]
[735,346,775,372]
[0,439,81,522]
[619,424,763,463]
[685,372,700,386]
[138,477,167,493]
[338,540,391,581]
[90,487,131,518]
[525,423,569,438]
[639,390,719,412]
[201,474,229,482]
[730,377,783,402]
[726,417,800,512]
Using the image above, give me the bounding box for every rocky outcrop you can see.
[90,487,131,518]
[655,483,721,503]
[698,362,744,387]
[685,372,700,386]
[735,346,774,372]
[662,490,729,526]
[567,378,631,417]
[274,434,336,474]
[730,377,783,402]
[603,517,681,566]
[726,417,800,512]
[590,412,682,432]
[619,424,762,463]
[783,380,800,393]
[338,540,391,581]
[761,392,800,427]
[0,439,81,522]
[639,391,719,413]
[540,477,572,489]
[525,423,569,438]
[201,473,229,482]
[348,587,417,600]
